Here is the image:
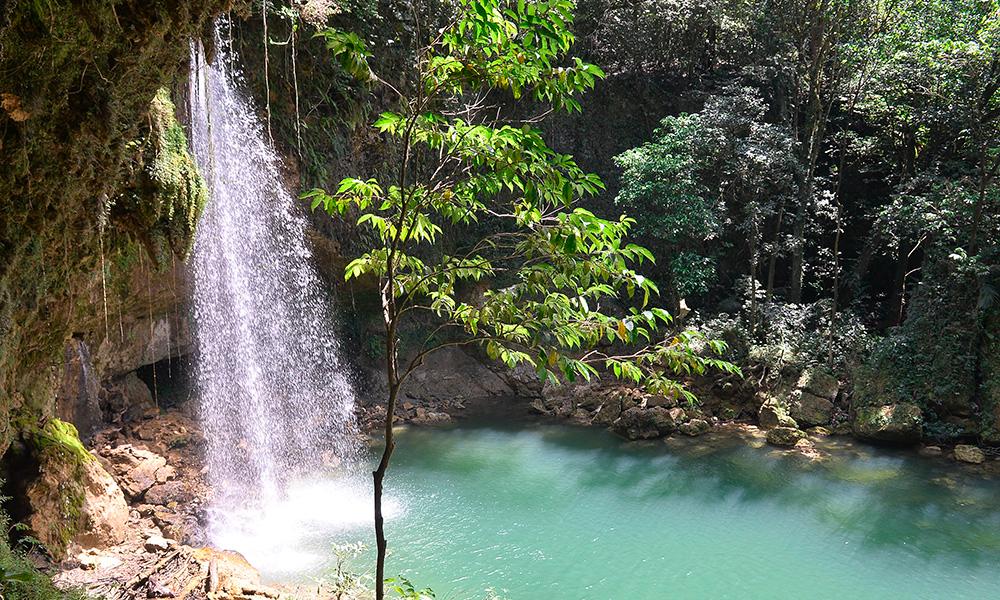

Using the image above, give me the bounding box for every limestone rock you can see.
[100,372,155,424]
[144,535,172,552]
[100,444,171,499]
[77,549,122,571]
[23,420,103,558]
[592,398,623,426]
[918,445,943,457]
[145,481,192,506]
[54,339,103,442]
[94,310,193,379]
[797,368,839,400]
[75,457,130,549]
[152,509,195,543]
[646,394,678,409]
[852,403,923,443]
[758,401,797,429]
[954,444,986,464]
[679,419,710,436]
[613,406,678,440]
[401,347,515,402]
[25,427,129,556]
[766,426,806,447]
[529,398,549,415]
[410,410,451,426]
[790,391,834,427]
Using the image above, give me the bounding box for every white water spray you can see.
[188,20,369,562]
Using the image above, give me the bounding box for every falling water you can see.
[188,20,362,553]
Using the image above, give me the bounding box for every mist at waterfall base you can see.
[187,21,385,572]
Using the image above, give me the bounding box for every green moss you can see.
[33,419,92,466]
[23,419,89,558]
[0,1,232,460]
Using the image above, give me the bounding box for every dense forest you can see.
[240,0,999,441]
[0,1,998,599]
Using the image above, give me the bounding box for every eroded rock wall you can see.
[0,1,233,458]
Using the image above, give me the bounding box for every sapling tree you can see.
[305,2,737,597]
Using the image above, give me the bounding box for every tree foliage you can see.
[305,1,737,596]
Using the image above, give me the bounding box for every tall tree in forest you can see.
[306,1,738,598]
[757,0,888,302]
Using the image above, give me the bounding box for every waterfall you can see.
[188,20,360,548]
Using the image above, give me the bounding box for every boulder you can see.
[797,368,839,400]
[790,391,834,427]
[918,445,943,457]
[152,509,195,543]
[667,407,687,423]
[77,548,122,571]
[612,407,679,440]
[21,421,84,558]
[954,444,986,464]
[592,398,623,426]
[758,401,797,429]
[145,481,193,506]
[852,403,923,443]
[100,444,172,499]
[766,426,806,447]
[75,457,130,549]
[410,411,452,426]
[144,535,172,552]
[646,394,678,409]
[679,419,711,436]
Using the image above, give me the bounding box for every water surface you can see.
[242,423,1000,599]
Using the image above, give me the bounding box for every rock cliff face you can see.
[0,0,229,459]
[0,0,235,561]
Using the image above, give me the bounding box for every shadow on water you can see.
[389,420,1000,568]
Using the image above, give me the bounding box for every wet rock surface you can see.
[853,403,923,443]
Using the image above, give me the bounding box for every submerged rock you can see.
[954,444,986,464]
[411,410,452,426]
[918,445,943,457]
[766,426,806,447]
[852,403,923,444]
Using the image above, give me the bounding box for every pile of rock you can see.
[532,383,714,440]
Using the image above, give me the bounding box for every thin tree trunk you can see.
[374,286,399,600]
[373,384,397,600]
[829,197,841,367]
[766,200,786,302]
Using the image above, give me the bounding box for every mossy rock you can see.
[24,420,92,559]
[766,426,806,447]
[853,403,923,444]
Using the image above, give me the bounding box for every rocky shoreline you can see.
[37,371,999,599]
